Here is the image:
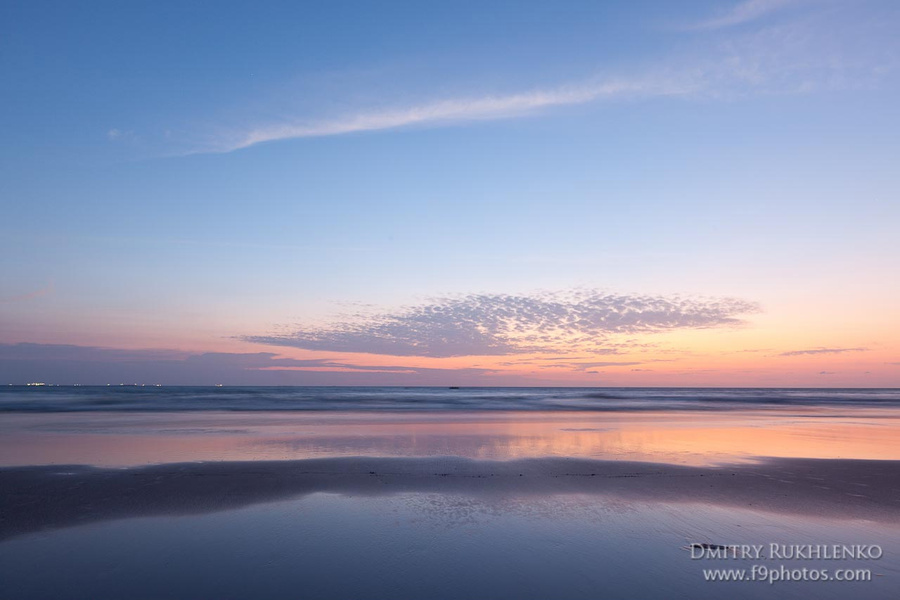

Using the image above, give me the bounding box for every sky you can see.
[1,0,898,386]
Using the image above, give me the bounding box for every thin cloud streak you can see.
[539,361,645,371]
[218,78,691,153]
[780,347,868,357]
[1,283,54,303]
[689,0,808,30]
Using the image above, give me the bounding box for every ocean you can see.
[2,385,899,412]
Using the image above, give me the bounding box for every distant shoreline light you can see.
[12,383,164,387]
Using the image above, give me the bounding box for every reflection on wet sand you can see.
[1,409,899,467]
[3,456,899,541]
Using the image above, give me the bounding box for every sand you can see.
[3,407,900,599]
[3,455,899,542]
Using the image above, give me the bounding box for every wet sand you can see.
[2,407,900,599]
[3,408,900,467]
[3,456,899,542]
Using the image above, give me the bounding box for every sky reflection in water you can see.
[2,409,899,467]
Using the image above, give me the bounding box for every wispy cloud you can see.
[780,347,868,357]
[539,361,645,371]
[213,78,691,153]
[689,0,809,30]
[244,291,759,358]
[172,0,896,155]
[0,283,54,303]
[107,128,136,142]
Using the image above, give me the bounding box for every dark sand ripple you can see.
[2,457,899,541]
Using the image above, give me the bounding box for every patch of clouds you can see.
[819,370,836,375]
[244,291,759,358]
[107,128,136,142]
[779,347,868,357]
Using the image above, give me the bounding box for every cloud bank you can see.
[0,344,496,386]
[244,291,759,358]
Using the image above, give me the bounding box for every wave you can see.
[1,386,898,413]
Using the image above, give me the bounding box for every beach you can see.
[5,0,898,596]
[1,387,899,599]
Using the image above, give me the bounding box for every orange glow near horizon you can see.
[240,333,898,387]
[3,308,897,386]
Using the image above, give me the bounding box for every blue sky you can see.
[1,0,899,385]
